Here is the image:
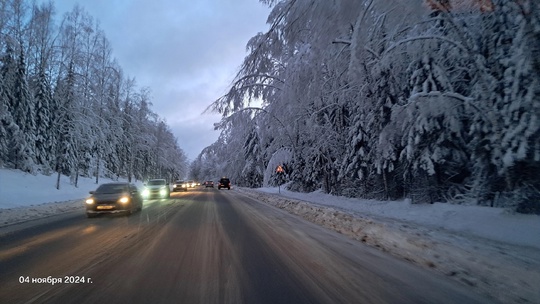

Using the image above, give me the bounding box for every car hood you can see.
[146,185,167,189]
[92,193,126,201]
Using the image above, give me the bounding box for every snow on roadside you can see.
[0,168,142,227]
[236,187,540,304]
[255,187,540,250]
[0,199,83,226]
[1,167,539,302]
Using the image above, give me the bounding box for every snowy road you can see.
[0,188,493,303]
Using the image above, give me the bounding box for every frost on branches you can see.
[0,2,189,186]
[201,0,539,213]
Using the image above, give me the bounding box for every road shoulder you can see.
[236,187,540,304]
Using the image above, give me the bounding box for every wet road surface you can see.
[0,188,494,303]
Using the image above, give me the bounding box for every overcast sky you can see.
[49,0,271,160]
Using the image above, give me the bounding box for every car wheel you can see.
[228,187,230,190]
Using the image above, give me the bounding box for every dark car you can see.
[205,180,214,188]
[85,182,143,218]
[172,180,188,192]
[218,177,230,190]
[142,179,170,198]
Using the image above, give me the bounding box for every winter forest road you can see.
[0,188,493,304]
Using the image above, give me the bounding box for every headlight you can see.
[118,197,130,204]
[142,189,149,197]
[85,198,94,204]
[159,188,167,196]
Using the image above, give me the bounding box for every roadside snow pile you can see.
[0,200,82,226]
[237,187,540,304]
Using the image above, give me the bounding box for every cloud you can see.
[50,0,271,159]
[169,112,222,161]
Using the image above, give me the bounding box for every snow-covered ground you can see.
[236,187,540,303]
[252,187,540,250]
[1,168,539,302]
[0,168,142,226]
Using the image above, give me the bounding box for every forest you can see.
[0,1,189,187]
[191,0,540,213]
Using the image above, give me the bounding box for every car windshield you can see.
[175,180,184,184]
[95,184,128,194]
[147,180,166,186]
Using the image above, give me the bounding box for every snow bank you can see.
[0,199,82,226]
[237,187,540,304]
[256,187,540,249]
[1,169,102,209]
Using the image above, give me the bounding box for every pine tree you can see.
[52,64,77,189]
[0,75,16,166]
[32,68,53,170]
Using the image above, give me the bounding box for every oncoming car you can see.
[172,180,188,192]
[85,182,143,218]
[142,179,170,198]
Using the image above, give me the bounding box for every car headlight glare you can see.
[119,197,130,204]
[142,189,149,197]
[85,198,94,204]
[159,189,167,196]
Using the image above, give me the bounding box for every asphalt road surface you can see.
[0,187,494,304]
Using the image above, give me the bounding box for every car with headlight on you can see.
[85,182,143,218]
[187,180,196,188]
[172,180,188,192]
[142,179,170,199]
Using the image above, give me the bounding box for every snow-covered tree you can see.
[463,0,540,210]
[0,0,189,189]
[32,68,53,170]
[204,0,539,213]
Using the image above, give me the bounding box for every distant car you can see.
[85,182,143,218]
[142,179,170,198]
[218,177,230,190]
[205,180,214,188]
[187,180,196,188]
[172,180,188,192]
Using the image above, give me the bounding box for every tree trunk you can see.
[56,170,61,190]
[95,153,100,184]
[382,170,389,201]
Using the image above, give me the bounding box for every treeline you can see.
[195,0,540,213]
[0,1,188,187]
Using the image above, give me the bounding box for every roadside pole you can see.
[276,165,284,194]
